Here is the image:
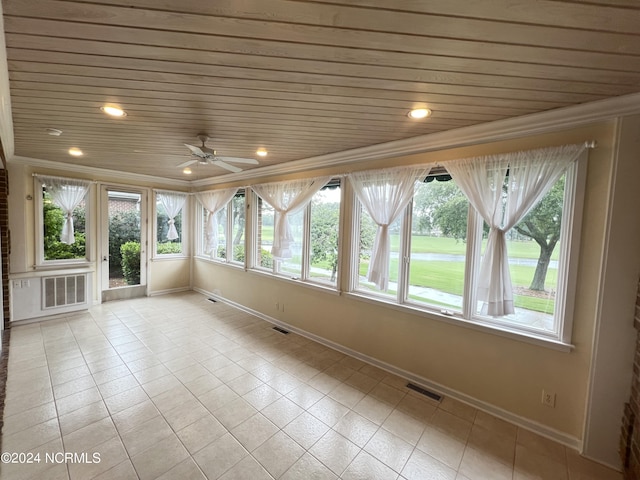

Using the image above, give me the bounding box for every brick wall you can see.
[621,280,640,479]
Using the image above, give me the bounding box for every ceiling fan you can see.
[178,134,259,173]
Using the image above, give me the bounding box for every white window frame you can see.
[34,176,92,268]
[251,180,342,288]
[349,158,587,345]
[196,190,246,266]
[153,190,188,259]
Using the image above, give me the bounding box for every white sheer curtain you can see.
[196,188,238,255]
[157,192,186,241]
[446,144,585,316]
[350,165,431,291]
[252,176,331,260]
[39,175,91,244]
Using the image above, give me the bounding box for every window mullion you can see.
[397,202,412,304]
[301,203,311,281]
[226,202,233,263]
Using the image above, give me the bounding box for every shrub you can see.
[157,242,182,255]
[260,249,273,268]
[109,210,140,276]
[120,241,141,285]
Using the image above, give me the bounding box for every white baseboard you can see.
[194,287,582,452]
[148,286,192,297]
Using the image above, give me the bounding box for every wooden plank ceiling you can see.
[3,0,640,181]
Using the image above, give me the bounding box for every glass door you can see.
[101,186,147,302]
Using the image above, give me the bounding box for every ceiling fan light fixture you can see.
[256,148,268,157]
[100,105,127,117]
[183,167,192,175]
[408,108,431,119]
[68,147,83,156]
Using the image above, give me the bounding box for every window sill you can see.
[344,291,574,352]
[151,255,189,261]
[18,265,95,277]
[34,261,93,271]
[247,268,341,296]
[194,256,245,269]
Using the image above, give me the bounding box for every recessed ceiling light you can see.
[183,167,192,175]
[256,148,268,157]
[408,108,431,119]
[68,147,83,156]
[100,105,127,117]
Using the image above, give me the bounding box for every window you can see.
[35,175,91,265]
[155,191,186,256]
[253,179,341,286]
[350,145,587,344]
[198,190,246,265]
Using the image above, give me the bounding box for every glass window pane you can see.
[257,198,274,269]
[216,208,227,259]
[43,189,86,261]
[231,192,245,264]
[356,203,399,299]
[477,174,565,334]
[309,185,341,285]
[278,209,303,278]
[408,180,467,311]
[156,200,183,255]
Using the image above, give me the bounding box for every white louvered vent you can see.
[43,274,87,309]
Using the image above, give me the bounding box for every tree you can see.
[514,176,564,291]
[310,201,340,281]
[414,181,468,239]
[43,195,86,260]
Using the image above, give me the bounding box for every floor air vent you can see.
[407,383,442,402]
[272,326,290,335]
[208,298,217,303]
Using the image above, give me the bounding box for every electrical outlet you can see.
[281,303,285,312]
[542,389,556,408]
[21,280,30,288]
[12,280,21,289]
[275,302,279,311]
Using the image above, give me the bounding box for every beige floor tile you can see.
[416,425,466,470]
[213,397,259,430]
[199,384,240,412]
[395,395,437,423]
[328,382,366,409]
[516,428,566,463]
[364,428,414,473]
[152,384,197,413]
[242,383,282,410]
[307,372,342,394]
[68,436,129,480]
[474,411,517,440]
[103,385,149,415]
[430,409,473,443]
[53,375,97,400]
[458,445,514,480]
[176,414,227,454]
[4,387,55,417]
[139,374,183,398]
[286,384,325,409]
[226,372,264,395]
[93,460,139,480]
[261,395,304,428]
[230,412,279,451]
[55,386,102,416]
[284,411,330,449]
[354,394,395,425]
[2,402,58,436]
[267,372,304,395]
[514,444,568,480]
[438,397,477,423]
[164,398,210,431]
[219,455,273,480]
[121,415,174,457]
[253,430,306,478]
[402,448,458,480]
[467,423,515,467]
[63,417,118,452]
[342,450,399,480]
[59,400,109,436]
[193,433,248,480]
[309,396,351,427]
[111,399,161,434]
[566,449,623,480]
[130,434,190,480]
[96,374,140,398]
[156,457,207,480]
[335,411,379,448]
[281,451,339,480]
[183,372,224,397]
[382,409,426,446]
[309,429,361,475]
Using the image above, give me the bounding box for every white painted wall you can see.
[583,114,640,467]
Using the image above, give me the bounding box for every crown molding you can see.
[192,91,640,188]
[8,155,191,188]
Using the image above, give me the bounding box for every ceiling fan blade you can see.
[216,156,259,165]
[184,143,205,156]
[176,159,197,168]
[212,160,242,173]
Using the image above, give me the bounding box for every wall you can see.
[7,162,190,316]
[192,122,617,445]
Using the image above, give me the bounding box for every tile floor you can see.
[0,292,623,480]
